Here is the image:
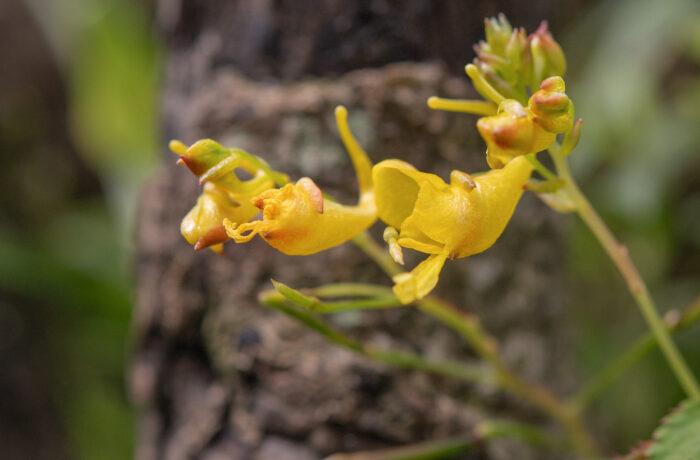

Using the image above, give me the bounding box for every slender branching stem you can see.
[551,150,700,401]
[417,297,598,457]
[324,419,559,460]
[305,283,395,298]
[352,233,600,457]
[259,292,494,385]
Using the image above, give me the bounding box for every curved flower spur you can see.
[170,138,289,254]
[224,106,377,255]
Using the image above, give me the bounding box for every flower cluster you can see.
[477,76,573,168]
[475,15,566,101]
[174,15,578,304]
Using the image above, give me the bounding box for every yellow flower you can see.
[477,99,556,169]
[170,139,286,253]
[179,182,261,254]
[373,156,534,304]
[224,106,377,255]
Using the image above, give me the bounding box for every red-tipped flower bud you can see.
[477,99,556,168]
[528,76,574,133]
[529,21,566,88]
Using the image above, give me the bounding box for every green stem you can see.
[570,295,700,414]
[475,419,561,448]
[305,283,395,298]
[417,297,598,457]
[525,154,557,180]
[259,292,493,385]
[271,279,403,313]
[551,151,700,401]
[324,420,557,460]
[351,235,599,457]
[324,437,475,460]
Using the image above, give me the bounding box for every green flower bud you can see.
[484,13,513,56]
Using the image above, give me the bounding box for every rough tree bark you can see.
[133,2,588,459]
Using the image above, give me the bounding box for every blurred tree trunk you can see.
[133,1,588,459]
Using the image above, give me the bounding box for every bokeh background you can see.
[0,0,698,458]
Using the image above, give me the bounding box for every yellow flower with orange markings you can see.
[170,138,287,253]
[373,156,534,304]
[179,182,263,254]
[224,106,377,255]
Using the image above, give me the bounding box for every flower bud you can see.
[475,59,520,101]
[504,28,528,74]
[173,139,231,179]
[484,13,513,56]
[477,99,556,168]
[529,21,567,88]
[528,76,574,133]
[171,139,289,187]
[560,118,583,156]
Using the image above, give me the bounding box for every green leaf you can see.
[648,400,700,460]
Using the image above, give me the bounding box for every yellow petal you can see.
[392,252,449,304]
[225,179,376,255]
[400,180,467,254]
[375,156,533,301]
[374,156,533,259]
[452,155,533,257]
[372,159,445,229]
[181,183,261,252]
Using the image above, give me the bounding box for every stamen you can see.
[383,226,404,265]
[224,219,267,243]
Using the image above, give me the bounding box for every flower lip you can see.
[373,156,534,303]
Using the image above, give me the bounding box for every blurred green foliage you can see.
[1,0,160,458]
